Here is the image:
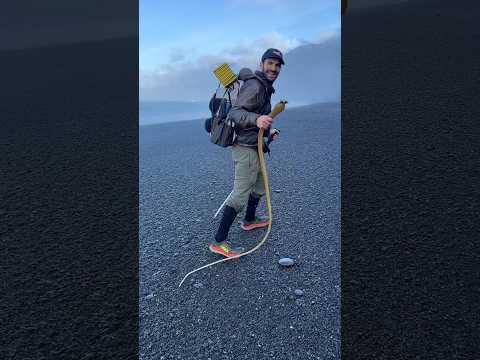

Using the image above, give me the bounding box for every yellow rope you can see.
[178,101,287,288]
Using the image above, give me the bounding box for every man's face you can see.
[261,58,282,82]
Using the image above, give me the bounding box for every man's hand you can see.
[267,128,280,144]
[269,128,280,141]
[270,128,280,141]
[256,115,273,129]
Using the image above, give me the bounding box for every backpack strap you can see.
[214,87,229,118]
[227,88,232,103]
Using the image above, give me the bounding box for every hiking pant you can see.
[226,144,265,213]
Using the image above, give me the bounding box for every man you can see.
[208,48,284,257]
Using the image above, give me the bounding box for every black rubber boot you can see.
[215,205,238,243]
[244,193,261,222]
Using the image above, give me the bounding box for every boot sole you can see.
[240,221,270,231]
[208,244,242,258]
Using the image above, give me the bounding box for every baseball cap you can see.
[261,48,285,65]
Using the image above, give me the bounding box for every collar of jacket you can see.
[254,70,275,96]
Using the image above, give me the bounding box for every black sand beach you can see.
[342,0,479,358]
[1,38,139,359]
[140,102,340,359]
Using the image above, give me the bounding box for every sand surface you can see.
[140,102,341,359]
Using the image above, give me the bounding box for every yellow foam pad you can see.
[213,63,237,87]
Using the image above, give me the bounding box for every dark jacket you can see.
[227,68,275,147]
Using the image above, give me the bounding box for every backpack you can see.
[204,80,242,147]
[204,67,267,147]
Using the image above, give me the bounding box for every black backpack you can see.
[204,66,270,147]
[204,81,242,147]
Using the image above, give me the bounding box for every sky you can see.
[140,0,340,102]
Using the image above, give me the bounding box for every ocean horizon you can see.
[139,100,333,126]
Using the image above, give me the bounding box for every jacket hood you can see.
[238,68,275,96]
[238,67,256,81]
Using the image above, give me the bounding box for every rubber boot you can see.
[244,194,260,222]
[215,205,237,243]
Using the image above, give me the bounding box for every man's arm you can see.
[227,80,262,129]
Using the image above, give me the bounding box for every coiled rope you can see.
[178,101,287,288]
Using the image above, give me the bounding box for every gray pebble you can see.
[145,293,154,300]
[193,282,204,288]
[294,289,304,296]
[278,257,295,267]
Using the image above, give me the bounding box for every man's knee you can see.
[229,190,265,213]
[251,192,263,199]
[226,195,248,213]
[229,181,258,213]
[252,183,265,196]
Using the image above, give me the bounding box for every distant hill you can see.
[272,37,340,105]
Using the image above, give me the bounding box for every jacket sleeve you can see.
[263,125,272,137]
[227,79,261,129]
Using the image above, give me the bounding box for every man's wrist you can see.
[254,114,261,127]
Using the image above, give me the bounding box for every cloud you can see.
[222,32,303,68]
[140,51,239,102]
[225,0,336,14]
[140,67,216,102]
[169,48,188,63]
[140,32,305,101]
[229,0,279,5]
[226,0,291,9]
[139,31,340,103]
[314,29,340,44]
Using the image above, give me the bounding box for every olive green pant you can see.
[226,144,265,213]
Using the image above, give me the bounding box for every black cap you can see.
[261,48,285,65]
